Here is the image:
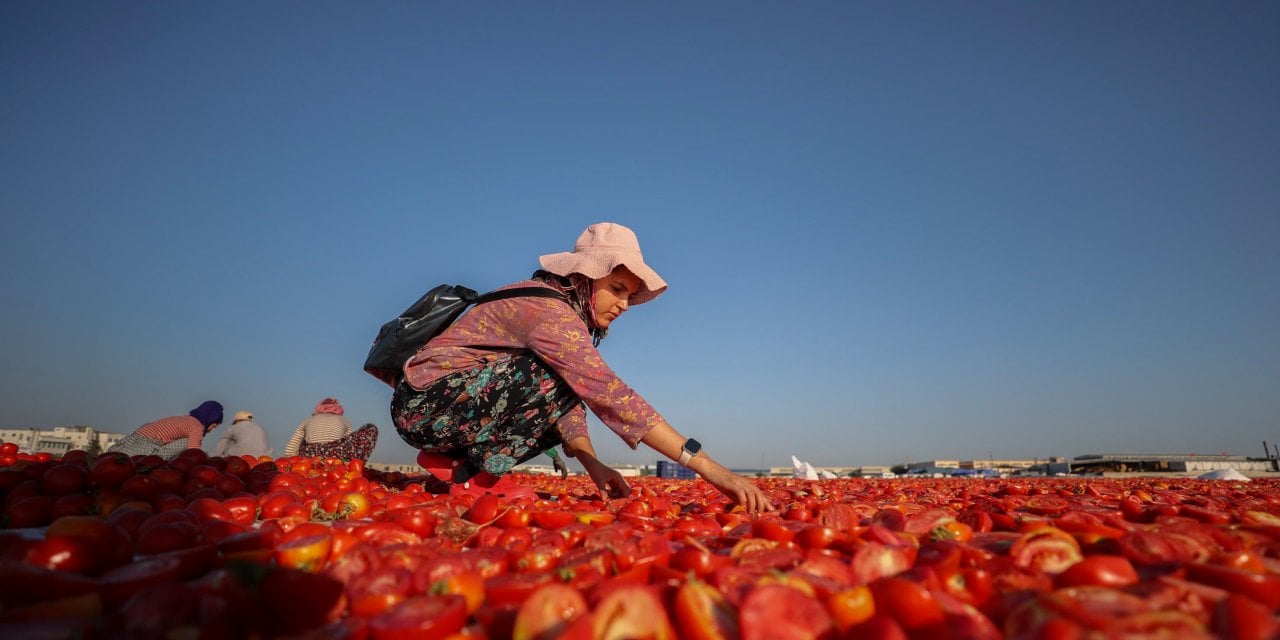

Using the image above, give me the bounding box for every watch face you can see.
[685,439,702,454]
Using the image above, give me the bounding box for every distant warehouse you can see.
[1071,453,1275,474]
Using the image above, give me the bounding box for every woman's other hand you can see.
[702,466,775,513]
[564,436,632,499]
[586,462,632,499]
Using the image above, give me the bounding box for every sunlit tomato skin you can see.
[827,585,876,633]
[338,492,373,520]
[1214,593,1280,640]
[751,518,796,543]
[1009,527,1083,574]
[388,507,439,538]
[274,534,333,573]
[870,577,945,630]
[957,510,995,533]
[575,584,677,640]
[531,510,575,530]
[1116,530,1187,568]
[368,594,468,640]
[512,583,588,640]
[851,543,913,584]
[671,546,731,579]
[1054,555,1139,589]
[494,507,531,529]
[1184,562,1280,609]
[485,572,557,608]
[464,494,500,524]
[674,579,739,640]
[739,584,835,640]
[798,525,839,550]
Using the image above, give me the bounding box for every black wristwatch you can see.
[678,438,702,467]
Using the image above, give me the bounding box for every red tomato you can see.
[274,534,333,572]
[674,579,739,640]
[1009,527,1083,574]
[850,543,912,584]
[134,521,197,555]
[1054,555,1139,589]
[843,614,909,640]
[338,491,373,520]
[752,518,797,543]
[435,571,485,615]
[464,494,500,524]
[573,585,676,639]
[40,464,88,495]
[220,495,258,526]
[368,595,468,640]
[485,572,557,608]
[1116,530,1188,567]
[740,584,835,640]
[1184,562,1280,609]
[828,586,876,632]
[870,577,945,630]
[671,546,729,578]
[0,558,100,608]
[1214,593,1280,640]
[512,583,588,640]
[348,567,413,617]
[98,555,185,607]
[3,495,53,528]
[389,507,439,538]
[258,567,347,635]
[89,454,137,489]
[531,510,575,530]
[798,525,840,550]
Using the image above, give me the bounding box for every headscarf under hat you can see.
[537,222,667,305]
[189,401,224,428]
[314,397,344,416]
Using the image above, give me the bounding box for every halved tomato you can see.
[368,594,468,640]
[512,583,588,640]
[674,579,739,640]
[739,584,835,640]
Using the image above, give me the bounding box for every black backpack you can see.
[363,284,566,387]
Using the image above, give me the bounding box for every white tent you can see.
[1197,468,1251,481]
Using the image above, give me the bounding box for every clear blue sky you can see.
[2,2,1277,469]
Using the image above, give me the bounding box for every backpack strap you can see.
[472,286,568,306]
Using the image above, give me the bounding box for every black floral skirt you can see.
[298,423,378,463]
[391,353,581,477]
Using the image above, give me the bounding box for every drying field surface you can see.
[2,444,1279,638]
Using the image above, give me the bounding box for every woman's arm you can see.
[186,420,205,450]
[639,422,775,513]
[565,425,775,513]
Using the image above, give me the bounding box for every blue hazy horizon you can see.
[2,2,1277,469]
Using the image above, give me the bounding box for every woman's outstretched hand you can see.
[702,466,775,513]
[586,463,632,499]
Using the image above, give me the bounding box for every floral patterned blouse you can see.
[402,280,664,448]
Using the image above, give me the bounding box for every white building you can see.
[0,426,126,456]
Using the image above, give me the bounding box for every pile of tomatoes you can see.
[2,439,1280,639]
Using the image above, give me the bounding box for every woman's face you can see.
[591,267,642,329]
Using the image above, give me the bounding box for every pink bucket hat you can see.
[538,222,668,304]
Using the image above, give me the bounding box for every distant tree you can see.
[890,464,908,475]
[84,436,103,458]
